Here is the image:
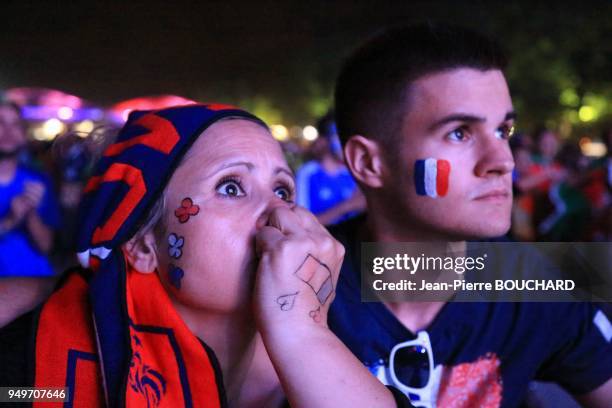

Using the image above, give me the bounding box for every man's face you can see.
[0,106,25,154]
[384,68,515,240]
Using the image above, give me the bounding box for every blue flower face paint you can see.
[168,233,184,259]
[169,264,185,289]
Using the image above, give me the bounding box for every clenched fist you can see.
[9,181,45,225]
[253,205,345,333]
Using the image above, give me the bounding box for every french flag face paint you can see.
[414,158,451,198]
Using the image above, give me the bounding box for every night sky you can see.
[1,1,610,124]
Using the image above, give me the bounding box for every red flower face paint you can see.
[174,197,200,223]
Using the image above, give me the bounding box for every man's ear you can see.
[122,231,159,274]
[343,135,386,188]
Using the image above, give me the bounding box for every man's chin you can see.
[442,217,511,241]
[466,223,511,240]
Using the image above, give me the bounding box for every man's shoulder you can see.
[327,214,365,244]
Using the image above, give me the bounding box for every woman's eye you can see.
[274,186,293,202]
[495,125,515,140]
[447,128,467,142]
[216,180,245,197]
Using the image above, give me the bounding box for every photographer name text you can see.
[372,279,576,291]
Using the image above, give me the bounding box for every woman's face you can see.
[157,119,295,313]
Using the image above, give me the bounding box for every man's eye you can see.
[447,128,467,142]
[216,180,245,197]
[274,186,293,202]
[495,125,515,140]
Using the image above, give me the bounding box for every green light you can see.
[559,89,579,106]
[578,106,597,122]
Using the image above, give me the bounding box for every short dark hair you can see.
[334,23,508,150]
[316,111,336,139]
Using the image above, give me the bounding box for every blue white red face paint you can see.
[414,158,451,198]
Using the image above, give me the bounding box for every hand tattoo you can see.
[294,254,333,305]
[309,306,321,323]
[276,291,299,311]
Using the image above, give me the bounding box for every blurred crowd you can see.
[0,99,611,278]
[510,127,612,242]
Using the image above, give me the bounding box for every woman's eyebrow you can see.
[275,167,295,180]
[206,161,254,178]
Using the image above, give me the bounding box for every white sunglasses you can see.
[389,331,439,408]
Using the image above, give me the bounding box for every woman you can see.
[0,104,409,407]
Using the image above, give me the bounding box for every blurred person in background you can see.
[581,126,612,241]
[515,127,566,196]
[536,142,591,241]
[52,129,100,270]
[510,133,536,240]
[0,102,60,326]
[296,111,365,225]
[514,127,569,240]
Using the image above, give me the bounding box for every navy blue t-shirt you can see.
[328,216,612,408]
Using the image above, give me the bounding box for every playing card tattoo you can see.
[276,291,299,311]
[294,254,333,305]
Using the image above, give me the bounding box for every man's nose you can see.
[255,194,295,230]
[474,136,515,177]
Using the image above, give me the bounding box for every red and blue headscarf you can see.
[32,104,265,407]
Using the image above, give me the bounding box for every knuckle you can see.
[336,241,346,258]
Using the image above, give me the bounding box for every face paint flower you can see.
[174,197,200,223]
[168,233,184,259]
[168,264,185,289]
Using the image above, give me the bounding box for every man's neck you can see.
[363,202,466,332]
[384,301,447,333]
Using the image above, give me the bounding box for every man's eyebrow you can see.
[428,114,486,132]
[504,111,517,121]
[428,111,517,132]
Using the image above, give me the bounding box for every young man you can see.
[328,24,612,407]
